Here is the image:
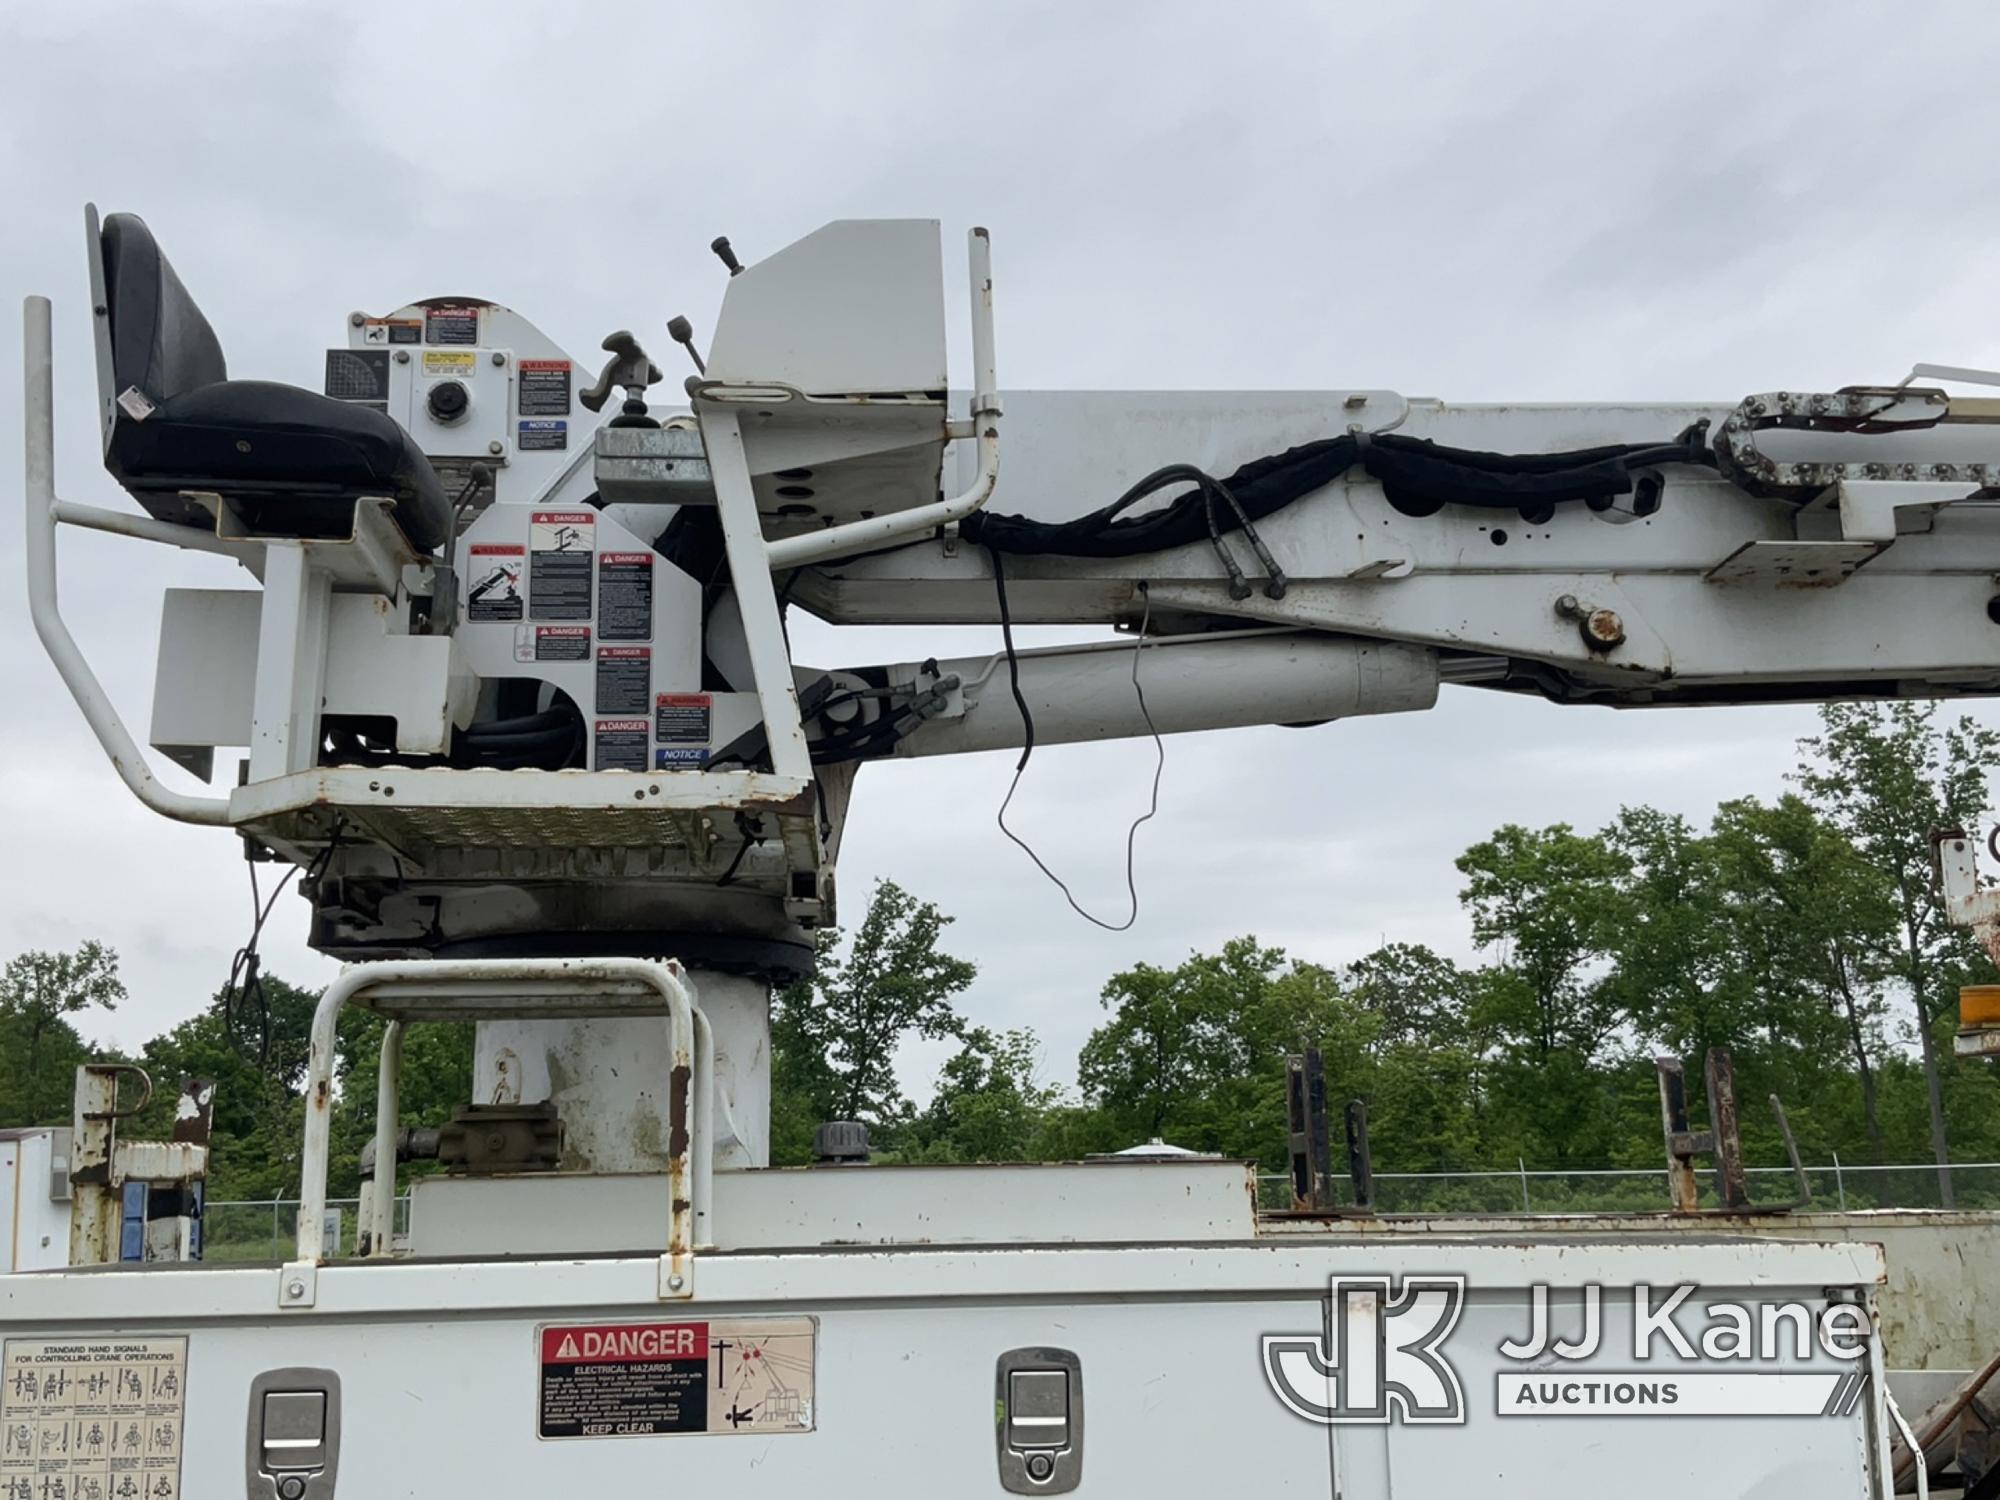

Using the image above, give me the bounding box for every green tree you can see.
[1343,942,1474,1048]
[0,942,126,1127]
[1456,824,1632,1062]
[769,879,977,1160]
[1797,702,2000,1205]
[902,1026,1063,1162]
[1707,794,1898,1155]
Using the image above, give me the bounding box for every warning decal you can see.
[655,692,712,745]
[467,543,525,622]
[536,1318,814,1440]
[3,1336,189,1499]
[359,317,421,345]
[518,359,572,415]
[530,511,596,621]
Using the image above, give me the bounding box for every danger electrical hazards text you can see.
[535,1318,816,1440]
[539,1323,707,1438]
[529,512,595,621]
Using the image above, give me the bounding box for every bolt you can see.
[491,351,506,366]
[488,439,505,455]
[285,1280,305,1299]
[1554,594,1581,619]
[667,1273,685,1291]
[1582,608,1626,652]
[395,350,410,364]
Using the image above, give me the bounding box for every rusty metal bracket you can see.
[78,1061,152,1122]
[1344,1099,1375,1213]
[1656,1049,1808,1214]
[1285,1049,1333,1212]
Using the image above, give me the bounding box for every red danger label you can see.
[600,551,652,564]
[533,511,597,525]
[542,1323,708,1364]
[470,543,524,556]
[519,358,570,370]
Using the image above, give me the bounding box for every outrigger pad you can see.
[97,211,452,553]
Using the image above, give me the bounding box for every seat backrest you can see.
[95,210,226,413]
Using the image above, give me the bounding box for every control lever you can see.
[578,330,663,428]
[710,236,744,276]
[667,314,706,375]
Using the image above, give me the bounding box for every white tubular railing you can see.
[22,295,240,825]
[286,957,712,1306]
[761,227,1000,570]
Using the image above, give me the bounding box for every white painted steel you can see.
[477,969,770,1171]
[0,1132,67,1274]
[365,1021,401,1259]
[0,1238,1888,1497]
[763,228,1001,569]
[20,297,230,824]
[408,1157,1261,1257]
[700,405,815,780]
[246,543,331,781]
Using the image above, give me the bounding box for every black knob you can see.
[427,380,470,423]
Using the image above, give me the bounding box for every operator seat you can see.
[89,209,452,553]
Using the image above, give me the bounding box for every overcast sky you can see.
[4,2,2000,1105]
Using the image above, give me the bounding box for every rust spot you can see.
[314,1079,331,1107]
[672,1198,691,1216]
[667,1063,691,1159]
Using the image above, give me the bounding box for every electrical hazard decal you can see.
[529,511,595,621]
[536,1318,814,1440]
[2,1336,189,1499]
[467,543,525,622]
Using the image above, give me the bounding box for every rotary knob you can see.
[426,379,470,424]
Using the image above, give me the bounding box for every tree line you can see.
[3,701,1998,1208]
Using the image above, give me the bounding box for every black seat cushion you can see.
[99,211,451,554]
[111,380,453,552]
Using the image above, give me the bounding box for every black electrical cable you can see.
[990,553,1163,931]
[222,820,343,1066]
[960,426,1715,560]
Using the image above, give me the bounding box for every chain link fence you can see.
[1255,1161,2000,1214]
[202,1197,410,1263]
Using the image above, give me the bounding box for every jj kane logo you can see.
[1264,1277,1873,1425]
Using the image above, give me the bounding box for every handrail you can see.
[286,957,711,1305]
[22,296,233,825]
